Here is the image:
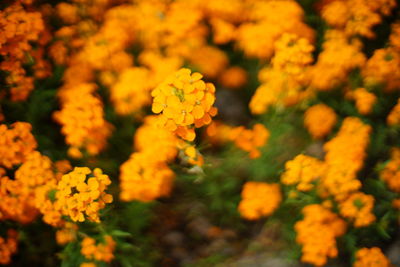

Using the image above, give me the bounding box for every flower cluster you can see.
[238,182,282,220]
[205,121,233,146]
[339,192,376,227]
[304,104,337,139]
[0,151,56,224]
[219,66,248,89]
[363,48,400,92]
[56,222,78,245]
[236,0,314,59]
[387,98,400,126]
[0,2,46,101]
[120,116,177,202]
[309,30,366,91]
[0,230,18,265]
[53,84,113,158]
[321,117,371,200]
[1,0,400,266]
[381,148,400,192]
[229,124,270,159]
[81,235,116,263]
[55,167,113,222]
[321,0,396,38]
[119,152,175,202]
[151,68,217,141]
[281,154,326,192]
[249,33,314,114]
[0,122,37,168]
[348,88,377,115]
[110,67,152,115]
[354,247,391,267]
[295,204,346,266]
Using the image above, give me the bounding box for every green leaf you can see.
[111,230,133,238]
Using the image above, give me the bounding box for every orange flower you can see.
[134,116,178,163]
[295,204,346,266]
[219,66,248,89]
[310,30,366,91]
[210,18,236,45]
[349,88,377,115]
[363,48,400,92]
[339,192,376,227]
[229,124,270,159]
[119,152,175,202]
[381,148,400,192]
[0,3,45,101]
[387,98,400,126]
[55,167,113,222]
[321,117,371,200]
[81,235,115,263]
[238,182,281,220]
[281,154,326,191]
[0,230,18,265]
[204,121,232,146]
[354,247,391,267]
[56,222,78,245]
[304,104,337,139]
[0,122,37,168]
[187,46,228,79]
[110,67,152,115]
[53,86,112,157]
[151,68,217,141]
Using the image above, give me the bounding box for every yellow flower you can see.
[151,68,217,141]
[55,167,112,222]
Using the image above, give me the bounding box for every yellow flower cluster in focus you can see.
[151,68,217,141]
[55,167,113,222]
